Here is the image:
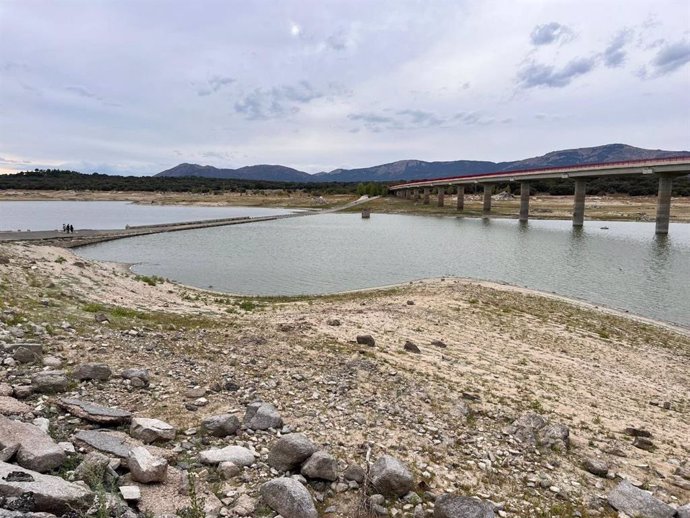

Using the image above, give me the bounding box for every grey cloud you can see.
[65,85,99,99]
[234,81,323,120]
[0,156,31,165]
[348,109,492,132]
[197,75,235,96]
[530,22,573,46]
[603,29,633,68]
[650,40,690,76]
[517,57,597,88]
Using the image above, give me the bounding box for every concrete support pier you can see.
[482,184,493,216]
[437,188,445,207]
[573,178,586,227]
[456,186,464,211]
[519,182,530,222]
[423,188,430,205]
[655,174,674,235]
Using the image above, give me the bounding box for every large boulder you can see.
[128,446,167,484]
[73,363,112,381]
[677,504,690,518]
[0,396,32,416]
[243,402,283,430]
[130,417,176,443]
[267,433,317,472]
[607,481,675,518]
[31,371,68,393]
[434,494,495,517]
[301,450,338,481]
[201,414,240,437]
[0,460,93,513]
[58,398,131,425]
[369,455,414,498]
[199,445,255,467]
[260,477,318,518]
[0,415,65,472]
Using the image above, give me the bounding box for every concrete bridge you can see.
[389,157,690,234]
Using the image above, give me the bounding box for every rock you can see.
[356,335,376,347]
[369,455,414,498]
[434,494,495,517]
[73,363,112,381]
[232,493,256,516]
[582,458,609,477]
[130,417,176,443]
[607,481,675,518]
[119,485,141,501]
[0,443,19,462]
[12,386,32,399]
[404,341,421,353]
[344,463,366,483]
[260,477,318,518]
[74,451,111,485]
[121,368,150,387]
[267,433,317,472]
[301,450,338,481]
[0,461,93,514]
[201,414,240,437]
[13,346,40,364]
[57,397,132,425]
[431,340,447,348]
[327,319,341,326]
[243,402,283,430]
[406,300,415,305]
[677,504,690,518]
[218,461,241,479]
[74,430,132,458]
[633,436,656,451]
[42,355,62,368]
[128,446,167,484]
[623,427,652,437]
[31,371,68,393]
[0,415,65,473]
[199,445,255,467]
[0,384,13,397]
[94,312,110,324]
[0,396,32,416]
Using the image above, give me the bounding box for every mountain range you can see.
[155,144,690,183]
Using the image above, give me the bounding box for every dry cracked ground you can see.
[0,242,688,518]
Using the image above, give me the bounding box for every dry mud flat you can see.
[0,243,688,517]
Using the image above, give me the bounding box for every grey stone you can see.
[94,312,109,324]
[73,363,112,381]
[0,415,65,473]
[607,480,675,518]
[57,398,131,425]
[676,504,690,518]
[267,433,317,472]
[13,346,41,364]
[0,443,19,462]
[128,446,167,484]
[507,412,569,451]
[218,461,241,479]
[199,445,255,466]
[356,335,375,347]
[0,461,93,514]
[201,414,240,437]
[119,485,140,501]
[74,430,132,458]
[369,455,414,498]
[243,402,283,430]
[121,368,150,387]
[431,340,447,348]
[404,341,421,353]
[0,396,32,416]
[344,463,366,483]
[434,494,495,518]
[260,477,318,518]
[583,458,609,477]
[301,450,338,481]
[633,436,656,451]
[31,371,68,394]
[130,417,176,443]
[74,451,110,485]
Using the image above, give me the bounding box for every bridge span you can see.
[389,157,690,234]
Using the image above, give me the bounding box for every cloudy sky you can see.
[1,0,689,175]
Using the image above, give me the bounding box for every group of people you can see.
[62,223,74,233]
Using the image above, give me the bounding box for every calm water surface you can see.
[76,214,690,327]
[0,201,294,231]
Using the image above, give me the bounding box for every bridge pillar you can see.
[423,188,430,205]
[456,186,464,211]
[482,184,493,216]
[573,178,586,227]
[519,182,530,222]
[655,174,674,235]
[437,187,445,207]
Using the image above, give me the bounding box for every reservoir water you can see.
[0,201,294,231]
[75,213,690,328]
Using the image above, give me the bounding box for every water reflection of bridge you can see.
[390,157,690,234]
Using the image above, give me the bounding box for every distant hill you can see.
[155,144,690,182]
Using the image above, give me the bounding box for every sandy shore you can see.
[0,242,688,516]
